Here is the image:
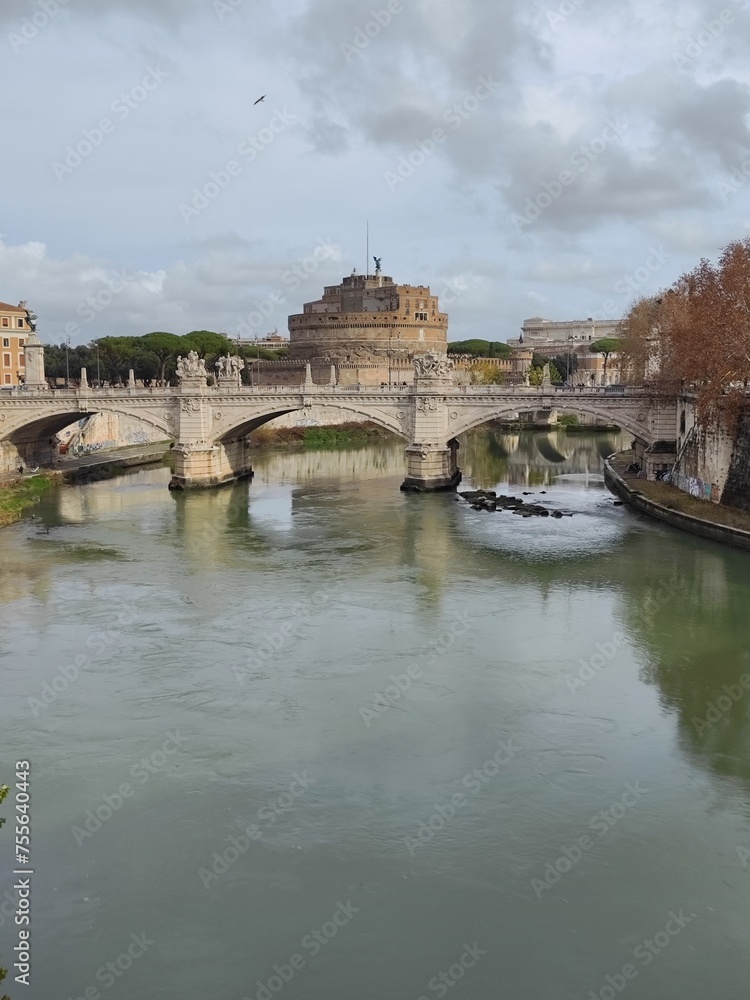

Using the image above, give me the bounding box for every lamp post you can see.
[65,336,70,388]
[567,334,575,387]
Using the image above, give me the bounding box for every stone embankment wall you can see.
[59,412,167,455]
[721,413,750,511]
[605,459,750,552]
[672,400,734,503]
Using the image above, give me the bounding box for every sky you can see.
[2,0,750,346]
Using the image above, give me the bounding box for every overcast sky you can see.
[2,0,750,345]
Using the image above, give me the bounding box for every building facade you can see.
[507,316,623,386]
[510,316,622,350]
[0,301,36,386]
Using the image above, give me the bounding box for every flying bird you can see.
[253,95,266,105]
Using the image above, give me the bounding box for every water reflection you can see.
[460,427,625,489]
[3,428,750,1000]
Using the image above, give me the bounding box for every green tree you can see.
[182,331,235,376]
[96,336,141,383]
[529,362,562,385]
[141,332,183,385]
[589,337,623,381]
[470,361,506,385]
[535,352,577,382]
[448,339,512,358]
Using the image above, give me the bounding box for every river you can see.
[1,428,749,999]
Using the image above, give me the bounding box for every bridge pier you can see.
[400,355,463,492]
[169,439,254,490]
[401,439,461,492]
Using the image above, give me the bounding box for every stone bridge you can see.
[1,345,676,490]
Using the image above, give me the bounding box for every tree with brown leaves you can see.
[619,238,750,427]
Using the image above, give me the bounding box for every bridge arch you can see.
[214,400,409,443]
[0,405,175,445]
[0,401,176,471]
[451,402,651,444]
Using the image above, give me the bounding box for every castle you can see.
[254,263,449,387]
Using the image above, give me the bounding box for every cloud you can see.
[2,0,749,345]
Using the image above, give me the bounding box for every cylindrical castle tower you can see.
[288,267,448,365]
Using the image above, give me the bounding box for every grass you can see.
[0,475,55,527]
[251,422,395,449]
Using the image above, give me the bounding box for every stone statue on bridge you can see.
[413,350,454,380]
[176,351,208,381]
[215,355,244,383]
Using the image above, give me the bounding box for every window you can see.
[2,338,8,347]
[1,320,8,328]
[19,355,25,367]
[3,374,10,384]
[18,339,24,347]
[17,318,23,328]
[3,354,10,367]
[415,311,428,321]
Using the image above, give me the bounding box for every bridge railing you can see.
[0,383,651,400]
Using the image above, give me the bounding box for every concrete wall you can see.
[59,411,167,455]
[721,412,750,511]
[673,400,735,503]
[605,460,750,552]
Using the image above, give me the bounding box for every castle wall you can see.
[288,273,448,365]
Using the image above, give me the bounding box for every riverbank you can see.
[0,445,170,527]
[59,444,169,482]
[0,474,57,527]
[489,419,620,432]
[605,451,750,551]
[250,422,395,448]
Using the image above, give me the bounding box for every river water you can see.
[2,428,750,999]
